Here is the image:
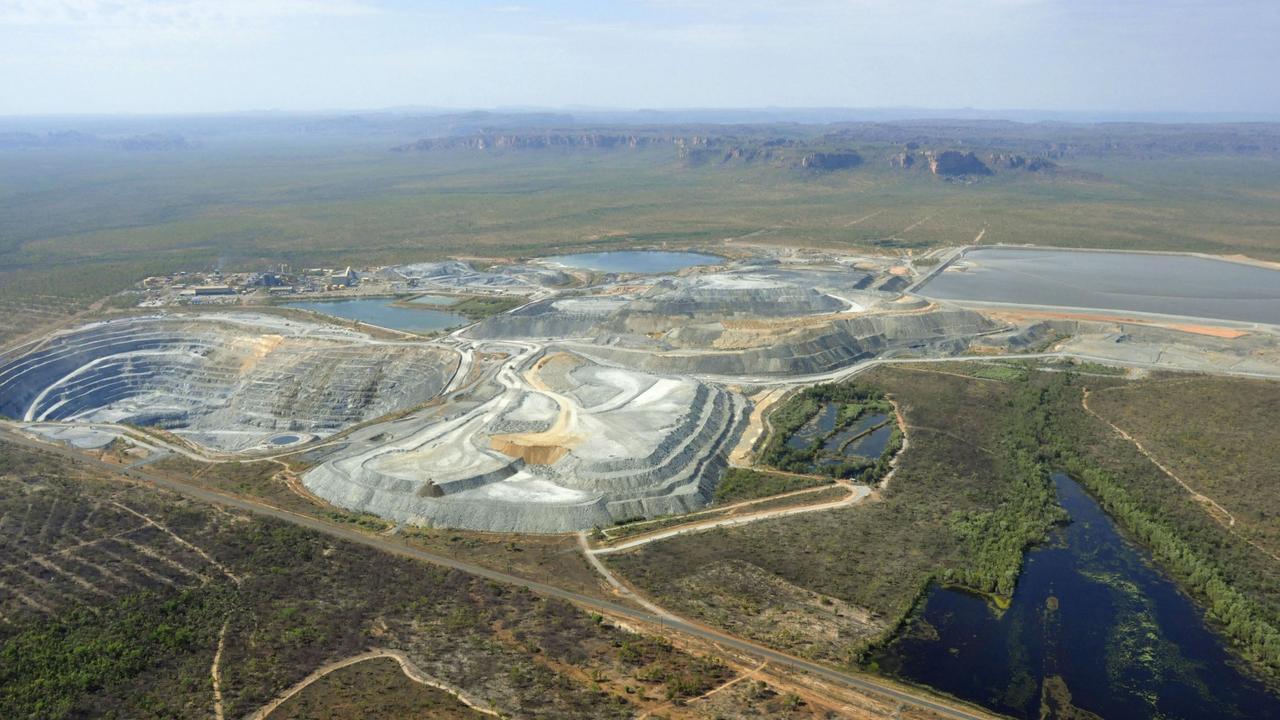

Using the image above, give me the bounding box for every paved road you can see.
[0,427,993,720]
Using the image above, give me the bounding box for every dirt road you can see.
[0,428,991,720]
[248,649,499,719]
[591,483,870,554]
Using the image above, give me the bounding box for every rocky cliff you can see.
[800,151,863,170]
[927,150,993,176]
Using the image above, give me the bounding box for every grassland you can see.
[0,440,739,719]
[1084,375,1280,558]
[712,467,832,504]
[269,656,487,720]
[606,366,1066,665]
[1036,374,1280,678]
[605,365,1280,683]
[5,136,1280,337]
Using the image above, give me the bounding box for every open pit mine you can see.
[6,246,1280,533]
[0,313,458,452]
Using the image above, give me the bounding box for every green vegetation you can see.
[943,379,1068,596]
[608,367,1065,665]
[1022,374,1280,680]
[6,135,1280,339]
[1058,360,1127,376]
[612,366,1280,682]
[271,657,488,720]
[759,382,896,479]
[968,363,1032,382]
[0,441,733,718]
[1,588,236,718]
[712,468,832,504]
[448,295,524,319]
[1087,375,1280,557]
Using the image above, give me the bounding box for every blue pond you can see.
[543,250,722,274]
[281,297,467,333]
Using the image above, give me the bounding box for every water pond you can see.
[918,247,1280,325]
[786,403,841,450]
[542,250,723,274]
[872,473,1280,719]
[281,297,467,333]
[843,422,894,458]
[822,413,889,453]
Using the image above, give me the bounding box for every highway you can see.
[0,426,994,720]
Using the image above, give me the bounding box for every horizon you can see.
[3,1,1278,117]
[4,104,1280,126]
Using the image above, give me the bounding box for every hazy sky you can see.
[2,0,1278,115]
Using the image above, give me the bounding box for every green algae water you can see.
[873,473,1280,719]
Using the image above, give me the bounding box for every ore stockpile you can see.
[302,258,1008,533]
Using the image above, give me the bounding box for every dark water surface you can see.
[542,250,722,273]
[786,402,841,450]
[823,413,889,453]
[845,422,894,458]
[281,297,466,332]
[873,473,1280,719]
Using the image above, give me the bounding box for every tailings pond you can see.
[281,297,467,333]
[918,248,1280,325]
[542,250,722,274]
[873,473,1280,719]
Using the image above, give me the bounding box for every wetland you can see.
[873,473,1280,719]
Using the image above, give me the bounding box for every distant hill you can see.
[0,131,193,151]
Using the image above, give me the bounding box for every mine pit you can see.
[0,313,459,452]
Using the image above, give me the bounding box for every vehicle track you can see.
[0,428,993,720]
[248,649,500,719]
[1081,387,1280,565]
[590,483,870,554]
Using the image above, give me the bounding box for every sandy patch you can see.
[990,309,1249,339]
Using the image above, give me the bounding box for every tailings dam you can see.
[918,247,1280,325]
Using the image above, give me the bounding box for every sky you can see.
[1,0,1278,116]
